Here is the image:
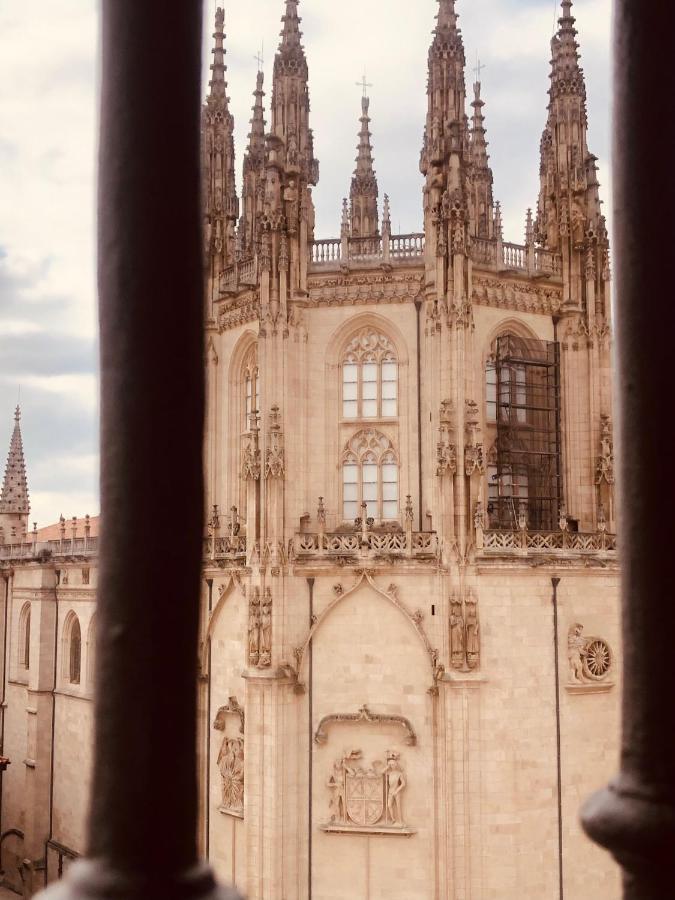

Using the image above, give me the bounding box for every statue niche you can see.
[213,698,245,818]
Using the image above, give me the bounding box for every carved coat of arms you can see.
[324,749,409,833]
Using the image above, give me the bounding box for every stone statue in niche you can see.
[248,587,261,666]
[465,591,480,670]
[449,597,465,669]
[322,749,413,834]
[259,587,272,667]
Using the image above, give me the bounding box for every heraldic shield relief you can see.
[322,749,415,835]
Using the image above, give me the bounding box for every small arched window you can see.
[342,429,399,521]
[63,613,82,685]
[341,328,398,419]
[243,344,259,430]
[87,615,97,685]
[19,602,31,670]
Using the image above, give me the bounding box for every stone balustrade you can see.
[0,537,99,561]
[478,528,617,556]
[292,529,439,561]
[203,534,247,562]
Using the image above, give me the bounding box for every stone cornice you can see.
[472,273,563,316]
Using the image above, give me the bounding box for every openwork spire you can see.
[0,406,30,517]
[469,78,495,238]
[202,6,239,299]
[350,95,379,238]
[549,0,586,110]
[420,0,468,177]
[275,0,307,80]
[241,70,267,256]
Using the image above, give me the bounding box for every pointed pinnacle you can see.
[436,0,458,31]
[279,0,302,50]
[208,6,229,104]
[0,405,30,516]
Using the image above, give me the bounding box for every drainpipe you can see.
[414,298,423,532]
[44,575,59,886]
[551,576,563,900]
[205,578,213,862]
[306,577,314,900]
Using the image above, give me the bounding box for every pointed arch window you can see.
[342,430,399,521]
[342,329,398,419]
[243,344,260,429]
[87,615,97,686]
[19,602,31,670]
[63,613,82,685]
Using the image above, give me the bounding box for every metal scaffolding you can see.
[490,334,562,531]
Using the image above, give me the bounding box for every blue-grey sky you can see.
[0,0,611,527]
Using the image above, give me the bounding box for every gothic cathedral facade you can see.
[0,1,619,898]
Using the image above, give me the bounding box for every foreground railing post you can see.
[580,4,675,896]
[40,4,239,899]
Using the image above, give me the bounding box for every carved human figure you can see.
[450,599,465,669]
[248,590,261,665]
[568,623,587,683]
[385,753,406,826]
[465,593,480,669]
[259,588,272,666]
[327,759,347,824]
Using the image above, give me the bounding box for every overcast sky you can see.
[0,0,611,528]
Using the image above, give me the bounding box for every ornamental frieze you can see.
[472,275,562,317]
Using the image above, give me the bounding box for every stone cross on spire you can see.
[350,92,379,238]
[0,406,30,528]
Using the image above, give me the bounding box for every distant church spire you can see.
[202,7,239,304]
[0,406,30,527]
[350,94,379,238]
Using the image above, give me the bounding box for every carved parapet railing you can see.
[389,232,424,260]
[349,236,383,261]
[0,537,99,562]
[310,238,342,265]
[473,237,498,266]
[478,528,617,558]
[203,534,247,563]
[469,237,562,278]
[292,530,439,562]
[218,254,257,294]
[501,241,527,270]
[309,233,425,270]
[534,247,562,275]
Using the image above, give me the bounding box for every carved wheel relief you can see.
[567,623,613,685]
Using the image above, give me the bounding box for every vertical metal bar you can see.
[40,3,239,898]
[581,3,675,896]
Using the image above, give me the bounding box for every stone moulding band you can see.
[314,704,417,746]
[320,824,416,836]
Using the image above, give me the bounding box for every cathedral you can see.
[0,1,619,898]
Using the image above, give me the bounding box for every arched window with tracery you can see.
[19,602,31,670]
[342,429,399,521]
[242,344,259,430]
[341,328,398,419]
[63,613,82,685]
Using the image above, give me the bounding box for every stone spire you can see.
[202,7,239,304]
[350,95,379,238]
[0,406,30,538]
[420,0,471,295]
[241,70,267,256]
[469,78,494,238]
[259,0,318,319]
[535,0,608,316]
